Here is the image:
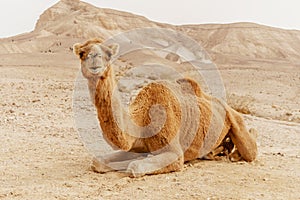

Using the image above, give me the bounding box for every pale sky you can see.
[0,0,300,38]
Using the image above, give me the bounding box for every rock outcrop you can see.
[0,0,300,63]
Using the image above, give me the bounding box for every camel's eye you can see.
[94,53,102,58]
[87,53,102,59]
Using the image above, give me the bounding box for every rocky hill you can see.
[0,0,300,64]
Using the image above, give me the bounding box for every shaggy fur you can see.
[74,39,258,177]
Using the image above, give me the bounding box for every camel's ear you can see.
[73,43,83,58]
[107,43,119,56]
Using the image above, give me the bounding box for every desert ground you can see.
[1,0,300,199]
[0,50,299,200]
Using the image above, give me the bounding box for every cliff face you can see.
[1,0,300,63]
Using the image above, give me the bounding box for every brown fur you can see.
[74,38,103,60]
[74,39,258,177]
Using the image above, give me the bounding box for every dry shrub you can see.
[227,93,255,114]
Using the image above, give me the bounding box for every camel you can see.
[73,39,258,177]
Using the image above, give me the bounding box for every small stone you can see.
[63,183,72,188]
[277,152,284,156]
[32,99,41,103]
[286,112,292,116]
[23,113,29,116]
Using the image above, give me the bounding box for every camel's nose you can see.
[92,57,104,69]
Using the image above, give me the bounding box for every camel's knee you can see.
[241,137,258,162]
[246,128,258,161]
[91,157,114,173]
[244,149,257,162]
[229,128,258,162]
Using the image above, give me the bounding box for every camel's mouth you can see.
[89,66,102,74]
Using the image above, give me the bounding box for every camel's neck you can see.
[98,65,116,97]
[87,77,99,105]
[86,65,116,105]
[94,65,134,151]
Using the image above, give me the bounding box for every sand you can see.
[0,51,299,199]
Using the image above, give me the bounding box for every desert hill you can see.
[1,0,300,64]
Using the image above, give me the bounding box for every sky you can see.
[0,0,300,38]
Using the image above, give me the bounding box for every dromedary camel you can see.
[73,39,258,177]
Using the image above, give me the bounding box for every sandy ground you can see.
[0,52,299,200]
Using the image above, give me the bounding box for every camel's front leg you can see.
[127,151,184,177]
[92,151,147,173]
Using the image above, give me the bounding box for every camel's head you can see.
[73,39,119,79]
